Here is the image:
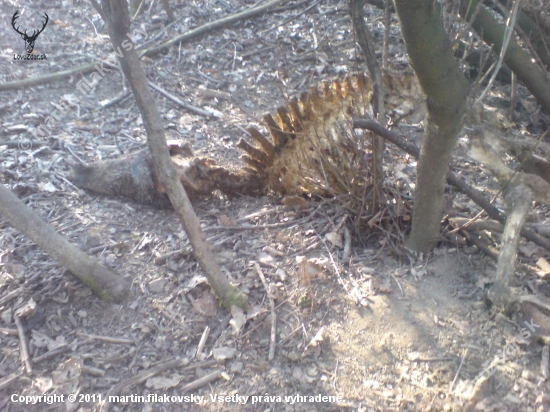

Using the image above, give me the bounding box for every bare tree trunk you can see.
[0,185,129,302]
[394,0,469,252]
[460,0,550,115]
[353,119,550,252]
[98,0,247,310]
[349,0,385,214]
[494,0,550,70]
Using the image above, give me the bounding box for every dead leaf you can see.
[349,285,368,305]
[4,262,26,276]
[190,291,218,317]
[53,20,70,28]
[32,331,65,351]
[148,278,167,293]
[197,87,230,100]
[410,266,427,281]
[407,351,420,361]
[519,242,541,257]
[536,257,550,275]
[305,261,323,277]
[229,305,247,335]
[245,305,266,320]
[302,326,326,358]
[451,319,471,335]
[212,347,236,360]
[257,251,273,265]
[296,256,324,285]
[218,214,237,227]
[185,275,208,290]
[377,277,393,294]
[51,358,82,394]
[37,182,58,192]
[275,232,291,242]
[1,309,12,324]
[325,230,343,248]
[283,195,309,209]
[34,377,53,393]
[146,375,182,389]
[477,275,493,289]
[263,245,284,257]
[15,298,36,318]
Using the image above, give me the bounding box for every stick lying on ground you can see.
[353,118,550,252]
[0,185,129,302]
[466,126,550,309]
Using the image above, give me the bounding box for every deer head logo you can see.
[11,10,49,54]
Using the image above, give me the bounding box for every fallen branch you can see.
[449,217,549,234]
[0,141,47,149]
[450,217,504,233]
[459,229,499,260]
[0,0,286,92]
[0,289,24,306]
[14,316,31,374]
[0,374,19,391]
[353,118,550,252]
[101,359,219,412]
[0,185,129,302]
[466,127,550,309]
[143,0,286,56]
[179,370,223,393]
[0,62,97,92]
[254,262,276,361]
[495,186,531,285]
[148,81,220,118]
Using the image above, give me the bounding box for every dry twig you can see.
[254,262,277,361]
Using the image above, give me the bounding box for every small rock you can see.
[287,351,299,361]
[306,366,318,377]
[149,278,168,293]
[521,369,536,381]
[230,361,244,373]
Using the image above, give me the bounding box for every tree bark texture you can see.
[353,118,550,252]
[0,185,129,302]
[460,0,550,115]
[394,0,469,252]
[349,0,386,214]
[495,0,550,70]
[99,0,247,310]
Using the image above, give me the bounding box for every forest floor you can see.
[1,0,550,411]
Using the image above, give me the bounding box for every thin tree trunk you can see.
[349,0,385,214]
[353,119,550,252]
[0,185,129,302]
[394,0,469,252]
[99,0,247,310]
[460,0,550,115]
